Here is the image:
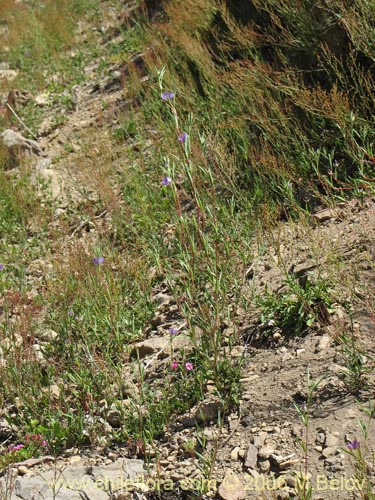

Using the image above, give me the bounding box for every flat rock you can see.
[312,209,335,223]
[244,444,258,469]
[131,335,190,358]
[6,458,145,499]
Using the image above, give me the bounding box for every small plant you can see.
[258,275,334,336]
[294,370,326,500]
[343,401,375,499]
[0,433,48,470]
[339,328,372,392]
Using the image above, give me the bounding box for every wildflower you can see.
[93,256,105,265]
[161,91,175,101]
[169,327,178,335]
[68,309,74,317]
[178,132,188,143]
[0,265,4,271]
[172,361,178,370]
[9,444,24,452]
[42,440,48,447]
[347,439,360,450]
[185,362,193,371]
[162,176,172,186]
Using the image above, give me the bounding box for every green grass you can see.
[0,0,374,486]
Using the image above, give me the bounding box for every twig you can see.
[6,102,39,141]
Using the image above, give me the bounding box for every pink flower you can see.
[185,362,193,371]
[172,361,178,370]
[9,444,24,452]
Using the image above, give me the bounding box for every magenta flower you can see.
[178,133,188,143]
[347,439,360,450]
[9,444,24,452]
[172,361,178,370]
[185,362,193,371]
[93,256,105,265]
[162,176,172,186]
[161,91,175,101]
[42,440,48,447]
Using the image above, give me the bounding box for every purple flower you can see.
[68,309,74,317]
[161,91,175,101]
[185,362,193,371]
[178,132,188,143]
[162,176,172,186]
[42,440,48,447]
[169,328,178,335]
[347,439,360,450]
[0,265,4,271]
[93,256,105,265]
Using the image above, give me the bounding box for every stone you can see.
[0,69,17,81]
[325,432,339,448]
[11,459,146,499]
[218,474,246,500]
[131,334,189,358]
[253,432,267,447]
[258,460,270,473]
[322,447,337,458]
[313,209,335,223]
[106,409,121,428]
[153,292,171,307]
[35,93,50,106]
[17,466,29,476]
[49,384,60,400]
[40,329,58,341]
[230,447,240,461]
[258,441,276,460]
[32,344,47,367]
[116,494,131,500]
[0,418,13,438]
[1,129,42,168]
[35,157,52,172]
[316,334,331,353]
[196,400,223,423]
[244,444,258,469]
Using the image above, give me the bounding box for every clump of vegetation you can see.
[0,0,374,486]
[258,275,334,336]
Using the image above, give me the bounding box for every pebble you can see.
[17,466,29,476]
[321,447,337,458]
[230,446,240,461]
[258,460,270,473]
[258,442,276,460]
[325,432,339,448]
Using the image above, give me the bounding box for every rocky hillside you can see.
[0,1,374,499]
